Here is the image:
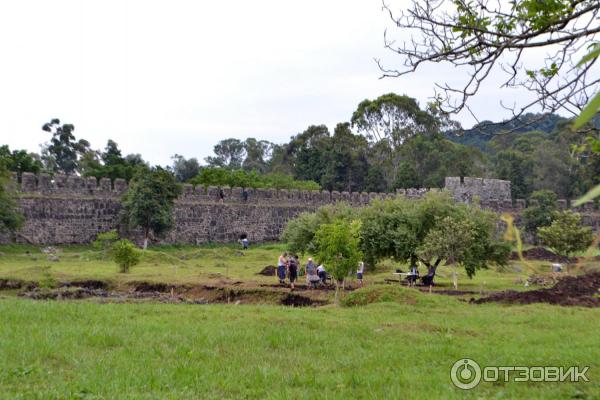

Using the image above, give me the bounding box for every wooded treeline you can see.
[1,94,598,199]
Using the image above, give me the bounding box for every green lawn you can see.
[0,297,599,399]
[0,244,599,399]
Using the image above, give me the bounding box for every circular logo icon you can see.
[451,358,482,390]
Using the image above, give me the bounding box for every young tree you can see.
[537,210,594,258]
[112,239,141,273]
[0,165,24,235]
[122,167,181,249]
[314,219,363,304]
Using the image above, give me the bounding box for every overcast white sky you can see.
[0,0,539,166]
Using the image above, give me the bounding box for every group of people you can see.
[277,253,328,289]
[277,253,365,289]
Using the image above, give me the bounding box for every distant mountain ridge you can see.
[446,113,571,151]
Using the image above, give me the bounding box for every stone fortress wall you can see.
[2,173,598,245]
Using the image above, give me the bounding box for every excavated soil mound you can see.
[257,265,276,276]
[509,247,574,263]
[473,272,600,307]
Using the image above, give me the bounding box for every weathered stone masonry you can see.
[2,173,598,245]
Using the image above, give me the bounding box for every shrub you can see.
[537,210,594,258]
[112,240,141,273]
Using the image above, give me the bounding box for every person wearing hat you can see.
[305,257,319,289]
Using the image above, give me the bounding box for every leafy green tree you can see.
[41,119,90,174]
[320,123,369,192]
[205,139,246,169]
[363,165,388,193]
[78,149,103,177]
[493,150,534,201]
[0,165,24,235]
[417,216,475,289]
[393,134,489,189]
[537,211,593,258]
[0,145,43,180]
[112,239,141,273]
[351,94,445,186]
[281,203,357,255]
[171,154,200,182]
[360,192,509,282]
[314,219,363,304]
[242,138,272,172]
[83,140,148,182]
[122,167,181,249]
[351,93,439,148]
[393,161,420,189]
[531,142,573,199]
[289,125,330,183]
[521,190,558,238]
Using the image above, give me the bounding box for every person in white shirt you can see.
[316,264,327,285]
[357,261,365,287]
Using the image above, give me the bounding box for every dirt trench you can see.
[9,279,328,307]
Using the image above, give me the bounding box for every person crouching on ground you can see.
[305,257,319,289]
[277,253,288,284]
[288,255,299,290]
[317,264,327,285]
[357,261,365,287]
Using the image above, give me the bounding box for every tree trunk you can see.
[420,258,441,285]
[452,265,458,290]
[143,228,149,250]
[334,281,340,306]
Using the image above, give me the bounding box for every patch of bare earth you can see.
[472,272,600,307]
[13,279,330,307]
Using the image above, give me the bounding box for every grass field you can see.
[0,244,599,399]
[1,242,594,291]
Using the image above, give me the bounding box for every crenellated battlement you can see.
[14,172,406,206]
[5,173,597,245]
[16,172,128,197]
[12,172,599,213]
